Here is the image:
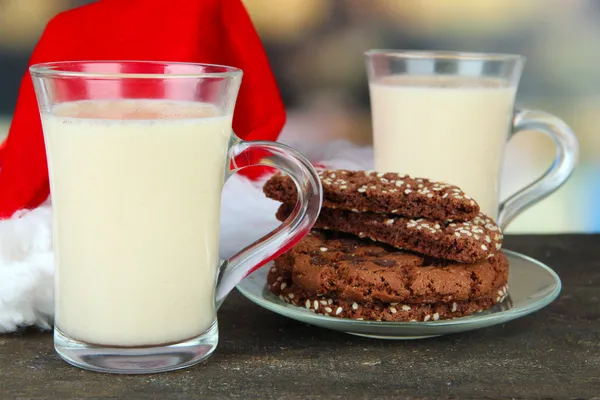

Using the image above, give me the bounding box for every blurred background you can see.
[0,0,598,233]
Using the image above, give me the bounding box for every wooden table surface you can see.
[1,234,598,400]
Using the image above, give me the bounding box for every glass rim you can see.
[365,49,525,62]
[29,60,243,79]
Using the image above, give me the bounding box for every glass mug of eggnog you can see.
[30,61,322,374]
[366,50,578,228]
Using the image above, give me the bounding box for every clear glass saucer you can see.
[236,250,561,339]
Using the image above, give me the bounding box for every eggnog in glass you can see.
[30,61,322,374]
[44,100,228,348]
[365,51,578,228]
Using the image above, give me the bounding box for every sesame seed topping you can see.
[358,232,366,238]
[452,302,458,312]
[434,224,441,229]
[442,193,448,198]
[496,296,501,302]
[313,300,319,310]
[336,307,343,315]
[329,174,336,178]
[402,305,411,311]
[455,232,460,237]
[370,185,376,189]
[485,235,492,243]
[320,300,328,306]
[325,307,333,313]
[358,188,366,193]
[279,295,285,301]
[305,300,311,309]
[433,313,440,321]
[280,282,287,290]
[352,302,359,310]
[427,193,434,198]
[424,315,431,322]
[377,172,385,177]
[340,185,347,189]
[356,318,364,321]
[385,219,395,226]
[404,189,412,194]
[481,244,488,251]
[498,290,504,296]
[328,298,333,305]
[395,181,404,187]
[391,209,398,213]
[288,293,294,299]
[390,307,397,314]
[270,267,277,273]
[320,247,328,252]
[418,184,423,188]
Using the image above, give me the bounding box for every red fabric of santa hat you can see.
[0,0,285,219]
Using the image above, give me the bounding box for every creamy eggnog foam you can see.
[43,100,231,346]
[369,75,517,218]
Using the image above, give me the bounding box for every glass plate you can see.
[236,250,561,339]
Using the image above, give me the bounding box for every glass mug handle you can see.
[215,139,322,304]
[498,109,579,229]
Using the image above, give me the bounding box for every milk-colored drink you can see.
[369,76,517,218]
[43,100,231,347]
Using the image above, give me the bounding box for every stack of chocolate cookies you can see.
[263,169,509,322]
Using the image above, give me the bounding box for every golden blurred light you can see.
[0,0,69,50]
[242,0,331,43]
[371,0,547,34]
[296,28,377,87]
[567,96,600,161]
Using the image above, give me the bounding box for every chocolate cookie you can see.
[271,280,508,322]
[263,169,480,221]
[268,231,509,305]
[276,204,502,263]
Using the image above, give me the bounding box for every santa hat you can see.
[0,0,285,219]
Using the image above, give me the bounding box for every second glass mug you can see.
[30,61,322,374]
[366,50,579,229]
